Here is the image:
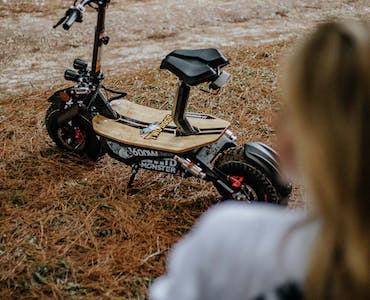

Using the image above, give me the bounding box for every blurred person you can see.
[149,20,370,300]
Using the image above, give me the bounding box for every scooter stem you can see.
[91,0,109,83]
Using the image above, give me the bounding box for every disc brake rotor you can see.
[57,122,86,150]
[228,176,259,202]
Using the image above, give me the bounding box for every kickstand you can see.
[128,164,139,188]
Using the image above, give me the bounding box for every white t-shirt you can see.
[149,202,319,300]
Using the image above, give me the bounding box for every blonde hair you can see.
[283,21,370,299]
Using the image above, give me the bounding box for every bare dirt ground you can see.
[0,1,369,299]
[0,0,369,97]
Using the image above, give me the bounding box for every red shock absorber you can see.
[75,128,86,144]
[228,176,244,188]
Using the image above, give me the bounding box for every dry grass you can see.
[0,0,63,16]
[0,41,303,299]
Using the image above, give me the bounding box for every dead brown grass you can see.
[0,41,303,299]
[0,0,64,16]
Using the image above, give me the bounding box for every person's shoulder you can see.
[151,202,318,300]
[202,201,306,219]
[193,201,310,236]
[185,201,319,275]
[189,202,318,296]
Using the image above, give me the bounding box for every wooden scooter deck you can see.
[92,100,230,153]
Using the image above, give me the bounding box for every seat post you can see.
[172,81,196,135]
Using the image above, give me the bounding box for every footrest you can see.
[92,100,230,153]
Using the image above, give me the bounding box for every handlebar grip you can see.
[64,69,81,82]
[63,9,78,30]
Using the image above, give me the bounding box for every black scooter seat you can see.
[160,48,229,86]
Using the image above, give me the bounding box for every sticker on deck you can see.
[141,114,173,140]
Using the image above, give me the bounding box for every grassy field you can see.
[2,0,369,297]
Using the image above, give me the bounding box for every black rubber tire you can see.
[214,146,285,204]
[45,104,103,160]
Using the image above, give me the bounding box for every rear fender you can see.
[243,142,291,196]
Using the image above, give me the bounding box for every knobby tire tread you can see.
[214,146,284,204]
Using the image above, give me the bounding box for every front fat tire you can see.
[214,146,284,204]
[45,104,103,160]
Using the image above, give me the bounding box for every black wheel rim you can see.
[57,121,87,151]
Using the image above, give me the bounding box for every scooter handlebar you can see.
[63,8,79,30]
[54,1,90,30]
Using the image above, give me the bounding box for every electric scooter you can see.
[45,0,291,203]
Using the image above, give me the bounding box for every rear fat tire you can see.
[214,146,285,204]
[45,104,103,160]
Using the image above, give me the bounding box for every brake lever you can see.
[53,16,67,29]
[53,0,85,29]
